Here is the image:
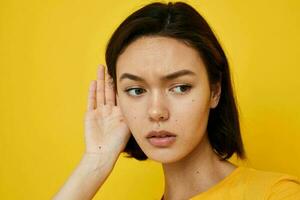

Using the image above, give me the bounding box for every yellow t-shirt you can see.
[189,166,300,200]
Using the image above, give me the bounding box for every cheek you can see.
[172,95,211,136]
[118,97,142,132]
[173,91,210,119]
[180,104,208,127]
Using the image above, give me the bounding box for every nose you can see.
[148,90,169,122]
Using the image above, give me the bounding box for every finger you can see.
[87,80,96,111]
[96,65,105,107]
[105,67,116,107]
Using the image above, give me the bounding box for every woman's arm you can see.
[52,152,118,200]
[52,65,131,199]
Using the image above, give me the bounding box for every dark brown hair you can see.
[105,1,246,161]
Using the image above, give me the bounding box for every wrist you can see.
[80,151,118,174]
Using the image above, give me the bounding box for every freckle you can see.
[98,146,101,149]
[192,99,195,102]
[196,171,199,174]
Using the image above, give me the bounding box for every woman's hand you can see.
[53,65,130,200]
[84,64,131,157]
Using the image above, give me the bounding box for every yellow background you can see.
[1,0,299,199]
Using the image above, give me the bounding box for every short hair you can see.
[105,1,246,161]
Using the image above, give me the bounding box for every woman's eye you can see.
[124,88,145,97]
[171,84,192,95]
[124,84,192,97]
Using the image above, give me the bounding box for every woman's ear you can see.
[210,82,221,109]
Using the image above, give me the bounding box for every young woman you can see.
[53,2,300,200]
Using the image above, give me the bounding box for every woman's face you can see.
[115,36,220,163]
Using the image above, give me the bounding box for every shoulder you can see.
[265,174,300,200]
[240,167,300,200]
[189,166,300,200]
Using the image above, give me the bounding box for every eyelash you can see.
[123,84,192,97]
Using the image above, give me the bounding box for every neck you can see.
[161,133,237,200]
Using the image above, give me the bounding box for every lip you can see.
[147,136,176,147]
[146,130,177,147]
[146,130,177,138]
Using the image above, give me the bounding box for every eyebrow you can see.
[119,69,196,82]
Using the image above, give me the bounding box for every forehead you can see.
[116,36,206,78]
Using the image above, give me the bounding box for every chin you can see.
[144,148,187,164]
[136,137,192,164]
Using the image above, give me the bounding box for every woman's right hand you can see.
[83,64,131,158]
[52,65,130,200]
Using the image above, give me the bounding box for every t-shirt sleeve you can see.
[266,175,300,200]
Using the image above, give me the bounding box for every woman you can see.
[53,2,300,200]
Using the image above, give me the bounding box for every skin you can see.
[115,36,237,199]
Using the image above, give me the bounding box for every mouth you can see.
[146,130,177,138]
[147,135,176,147]
[146,130,177,147]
